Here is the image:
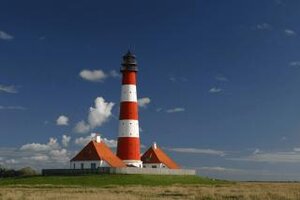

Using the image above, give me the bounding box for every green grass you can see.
[0,175,227,187]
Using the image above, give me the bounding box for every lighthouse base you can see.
[123,160,143,168]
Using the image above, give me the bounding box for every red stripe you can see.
[122,71,137,85]
[117,137,140,160]
[119,102,138,120]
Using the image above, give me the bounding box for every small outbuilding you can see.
[141,142,180,169]
[70,136,125,169]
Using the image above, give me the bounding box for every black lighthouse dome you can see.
[121,50,138,72]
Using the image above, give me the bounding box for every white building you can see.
[141,142,180,169]
[70,136,125,169]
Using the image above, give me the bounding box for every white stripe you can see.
[118,119,139,137]
[121,84,137,102]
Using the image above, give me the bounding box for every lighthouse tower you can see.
[116,51,142,168]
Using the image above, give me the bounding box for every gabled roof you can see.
[71,141,126,168]
[141,144,180,169]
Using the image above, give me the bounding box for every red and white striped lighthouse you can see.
[116,51,142,168]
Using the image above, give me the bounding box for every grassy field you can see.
[1,175,300,200]
[0,174,223,187]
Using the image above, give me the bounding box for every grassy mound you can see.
[0,174,227,187]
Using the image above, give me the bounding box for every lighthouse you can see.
[116,51,142,168]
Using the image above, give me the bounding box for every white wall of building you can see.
[70,160,110,169]
[143,163,167,169]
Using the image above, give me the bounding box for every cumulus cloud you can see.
[29,155,49,161]
[56,115,69,126]
[0,84,18,93]
[74,97,114,133]
[10,137,72,169]
[79,69,121,82]
[20,138,59,152]
[88,97,114,128]
[79,69,107,82]
[0,30,14,40]
[5,159,18,164]
[284,29,297,36]
[62,135,71,147]
[74,133,117,148]
[209,87,223,93]
[74,120,90,133]
[49,149,69,162]
[166,107,185,113]
[138,97,151,108]
[165,147,225,156]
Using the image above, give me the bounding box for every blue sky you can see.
[1,0,300,180]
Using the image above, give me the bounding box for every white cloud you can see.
[284,29,297,36]
[198,166,244,172]
[74,133,96,146]
[289,61,300,67]
[5,159,18,164]
[165,147,225,156]
[20,138,59,152]
[74,97,114,133]
[88,97,114,128]
[253,148,261,155]
[74,133,117,148]
[293,148,300,152]
[10,137,71,169]
[62,135,71,147]
[215,74,229,82]
[166,107,185,113]
[109,70,121,78]
[49,149,69,162]
[138,97,151,108]
[0,106,26,110]
[56,115,69,126]
[230,150,300,163]
[209,87,223,93]
[0,84,18,93]
[79,69,108,82]
[29,155,49,161]
[0,30,14,40]
[102,138,117,148]
[74,120,90,134]
[256,23,272,30]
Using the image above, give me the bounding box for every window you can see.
[81,163,84,169]
[91,163,96,169]
[152,165,157,168]
[73,163,75,169]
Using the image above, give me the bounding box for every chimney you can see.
[153,142,157,149]
[96,135,101,143]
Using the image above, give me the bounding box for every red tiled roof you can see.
[141,145,180,169]
[71,141,126,168]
